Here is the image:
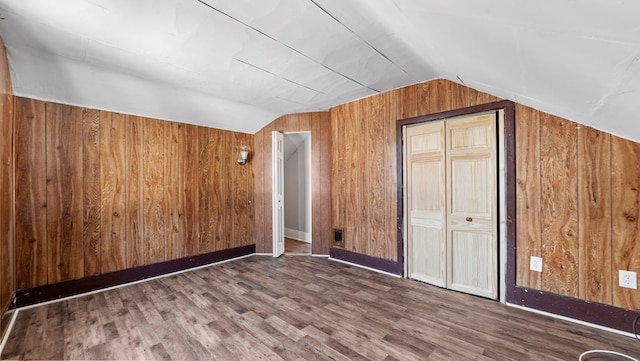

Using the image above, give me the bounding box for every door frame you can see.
[396,101,516,303]
[282,131,313,251]
[272,131,285,257]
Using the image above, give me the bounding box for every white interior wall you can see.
[283,133,311,242]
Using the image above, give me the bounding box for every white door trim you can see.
[272,131,284,257]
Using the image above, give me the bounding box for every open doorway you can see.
[283,132,312,255]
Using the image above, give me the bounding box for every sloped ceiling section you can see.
[0,0,639,140]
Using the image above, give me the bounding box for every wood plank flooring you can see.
[2,255,639,360]
[285,238,311,254]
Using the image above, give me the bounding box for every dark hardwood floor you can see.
[2,256,639,360]
[285,237,311,254]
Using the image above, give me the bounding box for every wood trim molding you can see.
[330,247,402,275]
[396,100,516,280]
[14,244,255,308]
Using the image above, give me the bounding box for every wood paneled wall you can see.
[0,37,15,330]
[516,104,640,309]
[330,79,640,310]
[253,112,331,255]
[14,97,254,289]
[330,80,499,261]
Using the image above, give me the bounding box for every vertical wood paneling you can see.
[212,129,229,252]
[382,92,398,261]
[142,117,165,265]
[100,111,127,273]
[12,99,255,293]
[515,105,542,289]
[540,114,578,297]
[253,129,265,253]
[247,135,255,248]
[353,100,368,255]
[182,124,199,257]
[395,84,417,120]
[365,94,388,259]
[46,103,84,282]
[164,122,184,260]
[417,83,432,116]
[82,108,101,276]
[126,115,144,268]
[0,41,13,312]
[577,126,612,303]
[14,97,47,289]
[198,128,213,254]
[311,111,333,255]
[611,135,640,309]
[342,102,361,252]
[429,79,451,113]
[330,107,346,242]
[232,133,251,248]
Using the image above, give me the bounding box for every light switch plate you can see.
[619,270,637,289]
[530,256,543,272]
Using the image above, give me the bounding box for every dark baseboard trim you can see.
[508,286,640,333]
[15,244,255,308]
[330,247,402,275]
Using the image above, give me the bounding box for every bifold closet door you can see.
[446,113,497,299]
[405,121,447,287]
[405,112,498,299]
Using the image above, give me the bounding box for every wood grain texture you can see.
[577,126,612,304]
[246,136,255,249]
[365,94,388,259]
[4,256,638,361]
[46,103,84,282]
[164,121,184,260]
[232,133,251,249]
[611,135,640,309]
[0,35,14,317]
[182,124,199,257]
[12,98,255,295]
[198,128,213,254]
[539,114,578,297]
[100,111,127,273]
[515,105,542,289]
[142,117,165,265]
[330,105,348,248]
[395,83,417,120]
[212,129,229,252]
[382,92,398,262]
[331,79,498,262]
[82,108,101,277]
[253,128,265,253]
[126,115,144,268]
[14,97,47,289]
[310,113,328,255]
[343,101,363,254]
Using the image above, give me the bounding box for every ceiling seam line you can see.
[233,58,326,94]
[195,0,380,93]
[308,0,411,78]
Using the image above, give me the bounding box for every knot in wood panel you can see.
[624,213,636,223]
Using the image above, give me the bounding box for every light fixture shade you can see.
[237,145,250,165]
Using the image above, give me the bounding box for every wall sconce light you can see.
[237,145,250,165]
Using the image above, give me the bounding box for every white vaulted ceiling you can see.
[0,1,639,140]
